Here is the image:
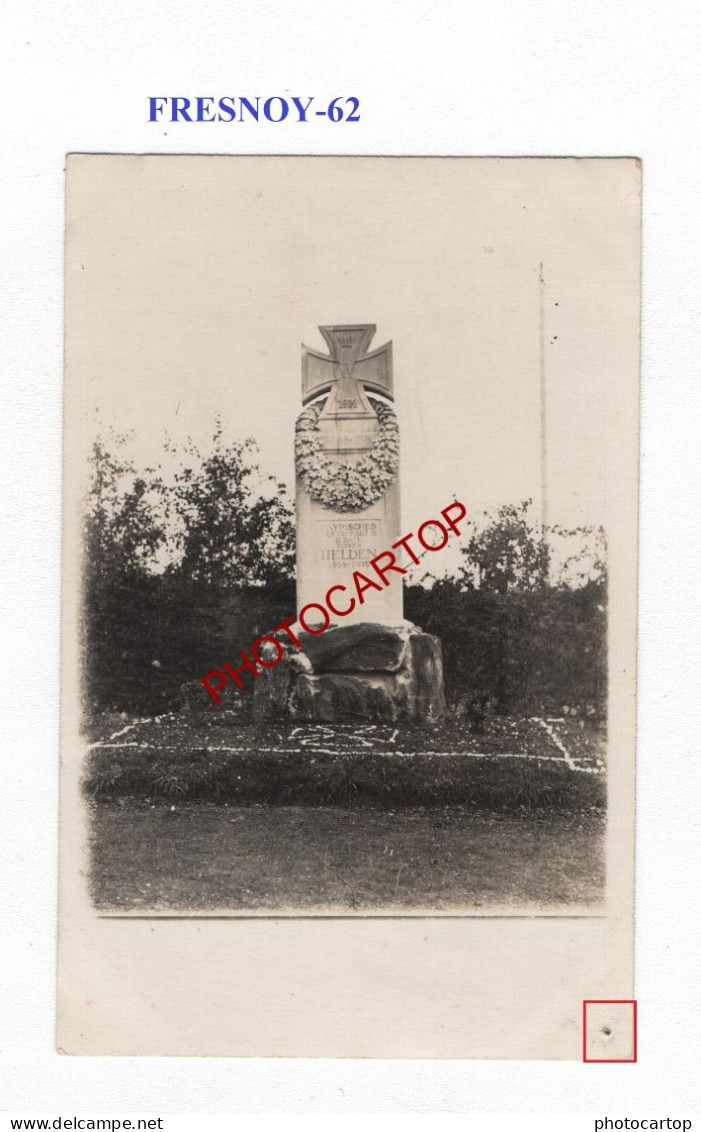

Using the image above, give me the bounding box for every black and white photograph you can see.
[58,154,639,1054]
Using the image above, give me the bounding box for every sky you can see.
[64,155,640,555]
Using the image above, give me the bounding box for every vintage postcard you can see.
[58,155,639,1057]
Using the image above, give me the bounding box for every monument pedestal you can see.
[253,622,445,724]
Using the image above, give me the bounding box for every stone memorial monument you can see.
[254,323,445,724]
[295,324,402,626]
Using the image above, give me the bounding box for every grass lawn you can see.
[84,712,605,809]
[85,711,606,913]
[90,800,604,913]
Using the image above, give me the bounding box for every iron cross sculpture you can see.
[302,324,393,420]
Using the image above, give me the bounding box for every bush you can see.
[406,579,606,718]
[83,575,295,717]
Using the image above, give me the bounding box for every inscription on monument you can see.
[317,519,382,571]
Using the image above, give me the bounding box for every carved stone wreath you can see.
[295,396,399,512]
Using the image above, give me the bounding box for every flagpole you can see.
[539,262,549,568]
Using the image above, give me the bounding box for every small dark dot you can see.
[601,1026,612,1037]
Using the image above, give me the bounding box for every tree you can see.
[83,432,165,585]
[83,420,295,589]
[81,431,168,716]
[81,422,296,717]
[549,523,607,589]
[458,501,550,593]
[164,421,294,588]
[407,501,608,717]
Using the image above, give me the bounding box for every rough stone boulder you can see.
[253,621,445,724]
[402,633,446,720]
[299,621,418,673]
[252,647,312,723]
[290,672,399,722]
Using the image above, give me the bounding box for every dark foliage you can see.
[84,575,295,715]
[82,434,606,721]
[82,426,295,718]
[406,501,607,718]
[406,576,606,717]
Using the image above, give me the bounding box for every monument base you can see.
[253,622,445,724]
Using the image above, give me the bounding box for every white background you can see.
[1,0,700,1117]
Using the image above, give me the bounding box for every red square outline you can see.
[583,999,638,1062]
